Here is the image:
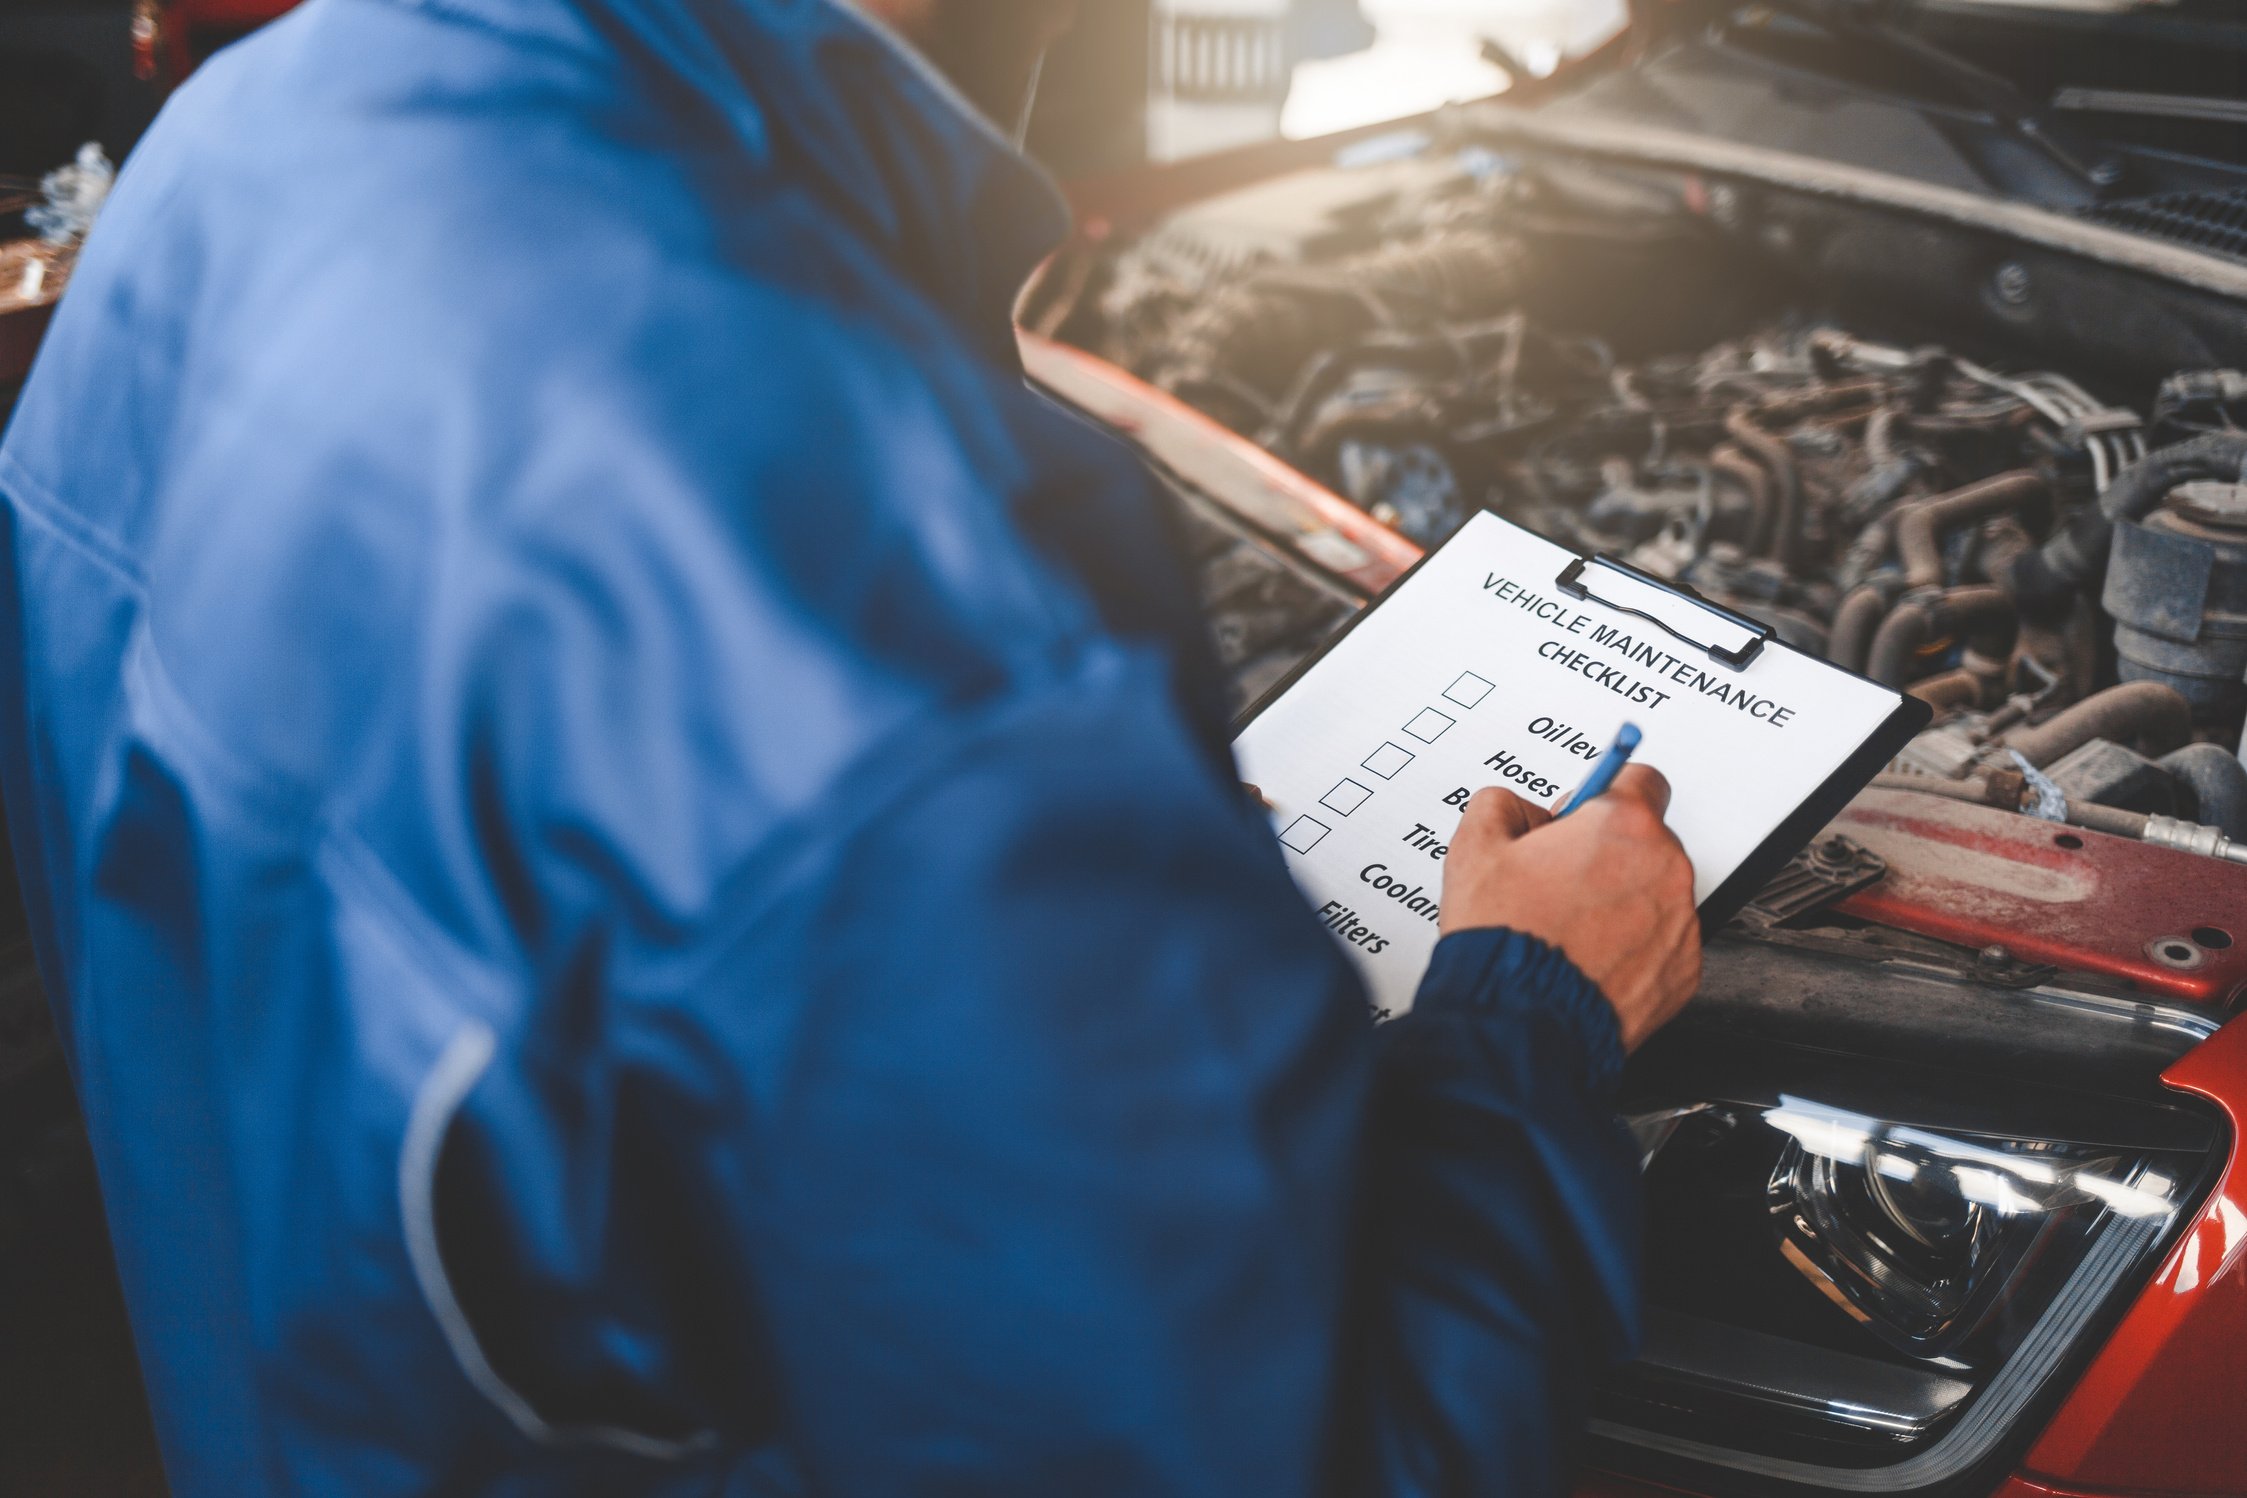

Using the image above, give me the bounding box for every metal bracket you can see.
[1738,834,1889,928]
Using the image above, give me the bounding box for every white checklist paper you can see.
[1235,512,1910,1018]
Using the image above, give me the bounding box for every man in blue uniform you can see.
[0,1,1701,1493]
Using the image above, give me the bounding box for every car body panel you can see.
[2020,1012,2247,1495]
[1831,791,2247,1007]
[1022,331,1419,597]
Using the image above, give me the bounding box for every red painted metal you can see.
[170,0,300,27]
[2015,1011,2247,1495]
[155,0,302,78]
[1830,789,2247,1007]
[0,300,53,386]
[1018,330,1423,596]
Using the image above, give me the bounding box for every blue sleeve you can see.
[1350,928,1642,1496]
[436,649,1640,1496]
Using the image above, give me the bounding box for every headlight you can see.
[1592,937,2224,1495]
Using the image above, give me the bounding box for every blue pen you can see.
[1555,722,1643,818]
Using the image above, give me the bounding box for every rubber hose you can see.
[1842,406,1914,518]
[1864,404,1904,469]
[2069,801,2150,839]
[1976,516,2033,586]
[1726,408,1800,572]
[1837,510,1897,594]
[1871,772,1997,804]
[2001,681,2194,767]
[1829,581,1898,674]
[1866,586,2013,688]
[1908,669,1985,711]
[1896,470,2045,589]
[1844,458,1921,522]
[2003,505,2108,625]
[2101,431,2247,525]
[2159,743,2247,841]
[1709,445,1772,554]
[1910,649,2008,711]
[1844,406,1924,522]
[2015,606,2099,704]
[2008,432,2247,621]
[1864,597,1936,688]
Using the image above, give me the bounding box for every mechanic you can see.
[0,0,1701,1493]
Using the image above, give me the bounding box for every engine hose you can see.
[1725,408,1800,572]
[1872,772,2005,806]
[2159,744,2247,841]
[2069,801,2151,839]
[2014,600,2100,704]
[1976,515,2033,586]
[1865,403,1903,466]
[1895,470,2045,589]
[1866,586,2014,688]
[2057,799,2247,864]
[1837,513,1897,594]
[2000,681,2194,767]
[1908,669,1985,711]
[1829,578,1903,674]
[1871,772,2033,811]
[1709,444,1772,554]
[2007,432,2247,621]
[1873,773,2197,844]
[1842,406,1924,524]
[1910,648,2010,710]
[2002,505,2108,625]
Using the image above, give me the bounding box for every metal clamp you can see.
[1557,553,1772,671]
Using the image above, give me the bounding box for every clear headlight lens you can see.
[1763,1099,2175,1360]
[1591,943,2223,1496]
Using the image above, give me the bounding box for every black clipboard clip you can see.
[1556,554,1772,672]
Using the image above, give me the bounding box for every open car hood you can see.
[1538,0,2247,264]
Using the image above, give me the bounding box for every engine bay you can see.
[1043,133,2247,869]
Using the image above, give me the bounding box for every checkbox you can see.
[1279,815,1331,854]
[1321,778,1372,816]
[1404,708,1456,743]
[1362,742,1415,779]
[1445,671,1494,709]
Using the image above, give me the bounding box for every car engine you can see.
[1045,143,2247,863]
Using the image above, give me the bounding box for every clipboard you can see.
[1555,554,1771,671]
[1233,514,1929,1013]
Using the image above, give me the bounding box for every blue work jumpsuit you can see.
[0,1,1640,1492]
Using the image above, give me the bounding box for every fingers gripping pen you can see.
[1555,722,1642,818]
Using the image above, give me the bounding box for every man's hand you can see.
[1438,767,1700,1051]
